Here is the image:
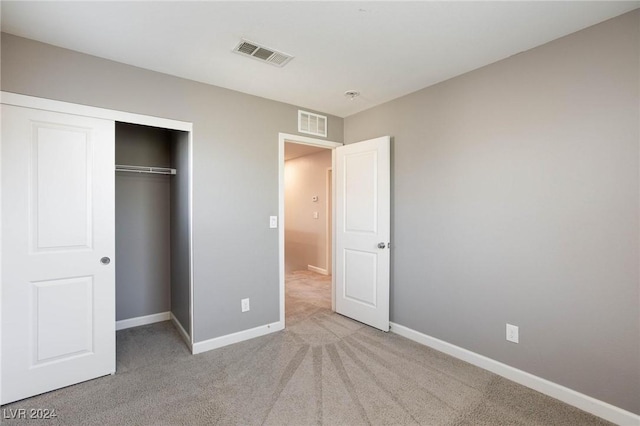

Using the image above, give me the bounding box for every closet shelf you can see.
[115,164,176,175]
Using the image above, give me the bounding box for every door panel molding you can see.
[32,276,94,364]
[30,121,94,252]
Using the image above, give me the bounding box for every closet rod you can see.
[115,164,176,175]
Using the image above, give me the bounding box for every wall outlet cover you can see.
[241,298,250,312]
[506,323,519,343]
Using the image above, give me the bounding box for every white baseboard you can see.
[116,312,170,331]
[170,312,192,351]
[389,322,639,426]
[307,265,328,275]
[192,321,284,355]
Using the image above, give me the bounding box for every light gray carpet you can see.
[3,270,612,425]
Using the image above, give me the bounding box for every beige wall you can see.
[345,10,639,414]
[285,149,332,273]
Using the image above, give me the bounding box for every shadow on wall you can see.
[285,230,321,273]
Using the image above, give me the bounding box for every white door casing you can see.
[335,136,390,331]
[326,168,333,276]
[1,105,115,404]
[278,132,342,326]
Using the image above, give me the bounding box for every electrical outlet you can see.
[241,298,250,312]
[506,323,519,343]
[313,211,319,219]
[269,216,278,229]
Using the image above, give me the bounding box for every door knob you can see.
[100,257,111,265]
[377,242,386,249]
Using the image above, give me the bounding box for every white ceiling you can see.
[2,1,638,118]
[285,142,327,161]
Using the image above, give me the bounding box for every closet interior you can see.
[115,122,191,345]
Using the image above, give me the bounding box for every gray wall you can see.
[0,33,344,343]
[171,130,191,334]
[344,10,639,414]
[285,149,332,273]
[115,123,172,321]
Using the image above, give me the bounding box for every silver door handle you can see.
[100,257,111,265]
[377,242,386,249]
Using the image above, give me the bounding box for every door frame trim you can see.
[325,167,333,277]
[278,133,342,326]
[0,92,196,357]
[0,92,192,131]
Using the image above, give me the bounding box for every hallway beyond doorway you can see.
[285,270,331,325]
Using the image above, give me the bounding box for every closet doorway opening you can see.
[278,133,342,326]
[115,122,192,351]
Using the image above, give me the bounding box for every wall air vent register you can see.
[298,110,327,138]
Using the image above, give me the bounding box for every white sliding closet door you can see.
[1,105,116,404]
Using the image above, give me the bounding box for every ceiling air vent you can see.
[233,39,294,67]
[298,110,327,138]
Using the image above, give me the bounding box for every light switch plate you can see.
[269,216,278,228]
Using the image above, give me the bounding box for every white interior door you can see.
[1,105,115,404]
[335,136,390,331]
